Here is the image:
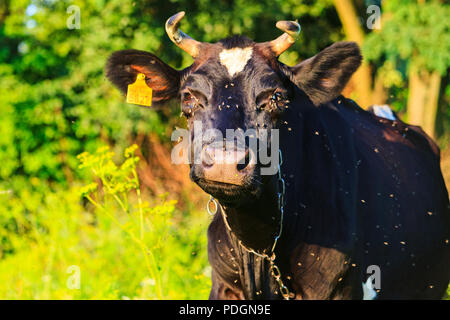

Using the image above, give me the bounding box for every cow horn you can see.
[269,20,301,56]
[165,11,201,58]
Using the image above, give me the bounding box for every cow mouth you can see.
[194,178,263,205]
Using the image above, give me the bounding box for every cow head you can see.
[106,12,361,207]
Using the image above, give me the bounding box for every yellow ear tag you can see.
[126,73,152,107]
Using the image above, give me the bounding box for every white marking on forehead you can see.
[219,47,253,77]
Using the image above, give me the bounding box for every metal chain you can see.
[207,150,291,300]
[207,195,218,216]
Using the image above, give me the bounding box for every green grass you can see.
[0,145,211,299]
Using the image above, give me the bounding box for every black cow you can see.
[106,12,450,299]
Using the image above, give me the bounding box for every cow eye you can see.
[182,92,194,103]
[271,92,282,102]
[256,89,287,112]
[181,90,204,118]
[269,90,288,109]
[256,89,274,111]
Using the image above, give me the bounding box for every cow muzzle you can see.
[199,143,256,186]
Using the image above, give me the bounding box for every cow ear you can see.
[289,42,362,106]
[105,49,180,105]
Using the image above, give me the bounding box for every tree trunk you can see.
[422,71,441,138]
[0,0,10,25]
[407,63,441,138]
[372,74,388,105]
[332,0,373,108]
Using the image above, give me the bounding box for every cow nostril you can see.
[202,158,213,168]
[201,147,215,168]
[201,146,255,186]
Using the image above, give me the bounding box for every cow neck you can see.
[215,148,292,300]
[218,182,280,253]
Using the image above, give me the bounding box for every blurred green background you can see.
[0,0,448,299]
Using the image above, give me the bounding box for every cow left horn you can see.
[268,20,301,56]
[165,11,201,58]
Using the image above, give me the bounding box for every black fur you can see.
[218,35,255,49]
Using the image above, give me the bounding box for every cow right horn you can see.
[165,11,201,58]
[268,20,301,57]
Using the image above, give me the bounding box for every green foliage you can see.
[78,144,172,298]
[363,0,450,75]
[0,145,211,299]
[362,0,450,121]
